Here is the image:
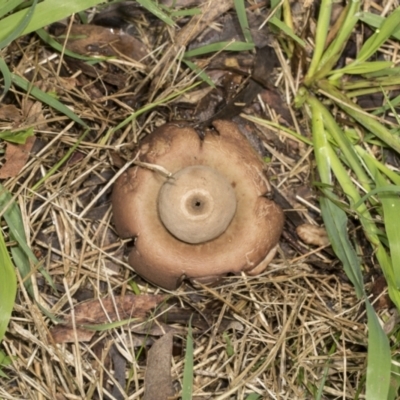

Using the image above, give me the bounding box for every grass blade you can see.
[0,57,12,100]
[269,16,306,47]
[0,185,57,297]
[355,146,400,186]
[318,80,400,154]
[358,12,400,40]
[0,0,24,19]
[11,74,88,128]
[0,349,12,378]
[331,61,393,76]
[0,226,17,344]
[352,185,400,209]
[0,0,105,43]
[0,0,38,50]
[234,0,253,43]
[320,198,365,296]
[184,41,254,58]
[388,356,400,399]
[365,301,391,400]
[136,0,175,26]
[314,0,360,80]
[378,181,400,289]
[314,96,372,191]
[304,0,332,84]
[245,394,261,400]
[183,59,215,88]
[310,97,364,295]
[359,151,400,289]
[0,185,36,296]
[182,319,194,400]
[356,7,400,63]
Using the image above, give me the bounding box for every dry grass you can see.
[0,1,392,399]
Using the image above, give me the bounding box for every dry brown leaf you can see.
[0,104,22,122]
[73,294,165,323]
[56,24,148,61]
[50,294,166,343]
[50,326,95,343]
[0,136,36,179]
[143,332,175,400]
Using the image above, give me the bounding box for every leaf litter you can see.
[0,1,398,399]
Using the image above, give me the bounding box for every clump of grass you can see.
[291,2,400,398]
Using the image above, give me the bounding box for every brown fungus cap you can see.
[112,120,284,290]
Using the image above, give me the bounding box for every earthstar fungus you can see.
[112,120,284,289]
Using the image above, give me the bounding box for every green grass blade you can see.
[0,0,38,50]
[359,154,400,289]
[355,146,400,186]
[353,185,400,209]
[320,198,365,297]
[358,12,400,41]
[365,66,400,78]
[182,319,194,400]
[357,7,400,63]
[184,41,254,58]
[315,340,336,400]
[136,0,175,26]
[223,332,234,356]
[269,16,306,47]
[0,0,24,19]
[310,98,365,296]
[245,394,261,400]
[378,180,400,289]
[0,227,17,344]
[309,95,372,191]
[270,0,282,19]
[183,59,215,88]
[0,0,105,43]
[234,0,253,44]
[0,349,12,378]
[304,0,332,84]
[372,93,400,115]
[0,185,36,296]
[11,74,88,128]
[341,75,400,89]
[319,80,400,154]
[310,96,331,182]
[388,356,400,400]
[0,57,12,100]
[314,0,360,80]
[81,318,138,331]
[331,61,393,76]
[365,301,391,400]
[0,185,57,297]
